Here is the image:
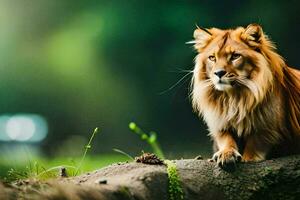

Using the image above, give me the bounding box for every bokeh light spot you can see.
[6,116,36,141]
[0,114,48,142]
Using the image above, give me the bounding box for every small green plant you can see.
[75,127,99,175]
[164,160,184,200]
[5,160,48,182]
[5,161,76,182]
[129,122,165,159]
[6,168,30,182]
[5,127,100,181]
[37,165,76,178]
[112,148,134,161]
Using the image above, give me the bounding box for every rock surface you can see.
[1,155,300,200]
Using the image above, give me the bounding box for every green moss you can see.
[118,186,132,198]
[164,160,184,200]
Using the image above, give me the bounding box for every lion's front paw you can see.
[212,148,242,170]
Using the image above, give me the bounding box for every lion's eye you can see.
[208,55,216,62]
[231,53,241,60]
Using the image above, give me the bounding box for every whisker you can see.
[166,66,194,74]
[186,40,196,44]
[158,72,193,95]
[168,69,194,74]
[235,79,246,85]
[226,78,236,81]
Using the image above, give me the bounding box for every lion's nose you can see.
[214,70,226,78]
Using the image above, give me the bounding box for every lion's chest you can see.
[202,103,254,137]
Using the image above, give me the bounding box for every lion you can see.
[190,24,300,168]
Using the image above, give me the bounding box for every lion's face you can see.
[203,35,255,91]
[192,24,274,96]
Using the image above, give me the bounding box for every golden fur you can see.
[190,24,300,167]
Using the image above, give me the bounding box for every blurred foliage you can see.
[0,154,128,181]
[0,0,299,160]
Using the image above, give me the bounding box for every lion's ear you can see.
[193,27,212,50]
[241,24,264,46]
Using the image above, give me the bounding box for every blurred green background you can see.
[0,0,299,179]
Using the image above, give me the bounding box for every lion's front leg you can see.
[212,132,242,169]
